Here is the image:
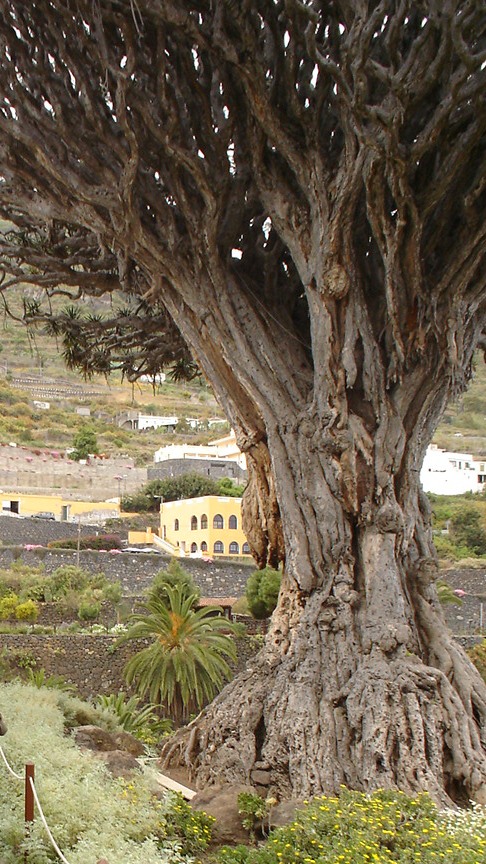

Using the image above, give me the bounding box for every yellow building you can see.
[1,492,121,522]
[159,496,251,558]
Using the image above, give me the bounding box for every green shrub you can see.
[245,567,281,619]
[95,691,172,743]
[0,593,19,620]
[14,599,39,622]
[150,557,200,606]
[0,681,193,863]
[160,791,214,855]
[47,534,122,551]
[71,425,99,460]
[102,580,123,604]
[26,668,76,692]
[449,506,486,555]
[55,692,121,731]
[433,534,471,561]
[77,599,101,622]
[467,639,486,682]
[216,788,486,864]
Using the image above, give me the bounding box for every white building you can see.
[153,430,247,470]
[420,444,486,495]
[117,410,178,431]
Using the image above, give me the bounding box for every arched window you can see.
[201,541,208,552]
[191,542,198,553]
[242,542,250,554]
[229,541,239,554]
[213,514,224,529]
[174,518,179,531]
[213,541,224,554]
[229,515,238,530]
[201,514,208,529]
[191,515,198,531]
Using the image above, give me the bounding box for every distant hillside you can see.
[0,285,484,458]
[0,289,226,465]
[434,358,486,457]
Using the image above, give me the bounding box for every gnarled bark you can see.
[161,425,486,806]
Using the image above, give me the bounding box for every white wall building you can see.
[420,444,486,495]
[117,410,178,431]
[153,430,247,470]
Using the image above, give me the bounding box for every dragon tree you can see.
[0,1,485,804]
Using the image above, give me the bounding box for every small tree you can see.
[14,600,39,623]
[449,507,486,556]
[246,567,282,620]
[77,599,101,623]
[122,474,221,512]
[216,477,246,498]
[71,426,99,461]
[150,558,200,608]
[118,585,237,725]
[0,593,19,620]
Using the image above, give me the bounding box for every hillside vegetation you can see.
[0,289,227,464]
[0,286,484,461]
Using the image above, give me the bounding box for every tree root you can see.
[159,644,486,806]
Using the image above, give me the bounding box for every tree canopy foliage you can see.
[150,558,200,608]
[122,474,245,512]
[70,426,99,461]
[449,506,486,556]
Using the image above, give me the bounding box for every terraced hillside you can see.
[0,284,484,464]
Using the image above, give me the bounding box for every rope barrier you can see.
[0,741,23,780]
[0,741,73,864]
[28,776,72,864]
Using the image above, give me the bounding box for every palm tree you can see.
[118,584,238,725]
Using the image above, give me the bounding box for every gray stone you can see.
[250,769,272,786]
[112,729,146,757]
[96,749,142,779]
[268,799,305,829]
[74,725,119,752]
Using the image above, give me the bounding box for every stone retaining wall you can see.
[0,515,120,547]
[0,546,255,597]
[2,633,260,701]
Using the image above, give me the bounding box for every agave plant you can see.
[26,667,76,693]
[95,691,172,740]
[117,585,238,725]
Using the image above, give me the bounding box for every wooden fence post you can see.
[24,762,34,824]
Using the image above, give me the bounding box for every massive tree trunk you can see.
[160,298,486,805]
[0,1,485,805]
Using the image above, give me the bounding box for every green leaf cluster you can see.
[47,533,122,550]
[122,473,245,512]
[150,557,200,607]
[449,506,486,556]
[95,691,172,743]
[245,567,281,619]
[0,563,123,630]
[0,593,38,622]
[119,583,238,724]
[70,425,99,460]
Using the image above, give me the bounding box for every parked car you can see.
[32,511,56,521]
